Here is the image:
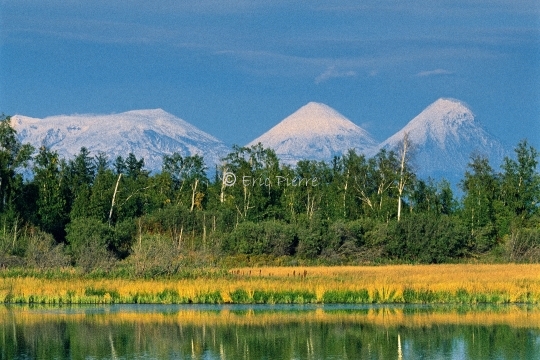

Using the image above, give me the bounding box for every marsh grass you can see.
[1,264,540,304]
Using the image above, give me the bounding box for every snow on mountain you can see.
[379,98,507,182]
[247,102,377,163]
[11,109,230,172]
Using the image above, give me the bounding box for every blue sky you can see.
[1,0,539,152]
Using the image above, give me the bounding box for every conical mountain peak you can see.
[384,98,476,147]
[266,102,365,137]
[411,97,475,127]
[380,98,506,182]
[247,102,377,163]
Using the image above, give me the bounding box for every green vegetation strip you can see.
[3,287,536,305]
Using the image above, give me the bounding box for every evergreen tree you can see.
[33,146,68,239]
[0,115,34,216]
[67,147,96,220]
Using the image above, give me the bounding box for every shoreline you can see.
[2,264,540,305]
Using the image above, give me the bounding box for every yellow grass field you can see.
[1,264,540,304]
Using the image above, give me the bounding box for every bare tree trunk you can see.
[138,217,142,251]
[220,168,228,203]
[11,216,18,250]
[397,194,403,222]
[108,173,122,226]
[397,132,410,222]
[190,178,199,212]
[202,213,207,250]
[343,168,349,218]
[242,185,252,218]
[178,226,183,249]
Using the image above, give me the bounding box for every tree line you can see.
[1,115,539,275]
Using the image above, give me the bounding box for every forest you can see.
[1,115,539,277]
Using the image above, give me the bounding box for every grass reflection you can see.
[1,304,539,360]
[2,304,540,329]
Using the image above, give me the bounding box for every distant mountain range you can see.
[248,98,507,182]
[11,109,230,171]
[11,98,509,183]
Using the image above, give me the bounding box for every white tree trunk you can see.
[108,173,122,226]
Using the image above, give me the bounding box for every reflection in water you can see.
[1,304,539,359]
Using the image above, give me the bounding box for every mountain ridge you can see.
[10,99,510,184]
[11,109,230,173]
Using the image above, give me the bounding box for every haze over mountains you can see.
[11,98,508,183]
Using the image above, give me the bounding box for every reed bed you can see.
[1,264,540,304]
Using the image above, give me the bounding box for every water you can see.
[1,304,539,359]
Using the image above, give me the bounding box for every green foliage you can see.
[385,213,468,263]
[0,115,34,215]
[24,228,69,270]
[0,115,538,268]
[402,288,437,303]
[296,215,327,259]
[499,140,540,229]
[461,155,499,252]
[411,179,457,215]
[229,289,250,303]
[322,289,370,303]
[228,289,319,304]
[262,220,298,256]
[65,217,117,272]
[223,220,297,256]
[32,147,68,239]
[126,233,181,278]
[111,219,136,258]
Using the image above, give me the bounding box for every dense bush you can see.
[126,234,181,278]
[384,214,468,263]
[25,229,69,269]
[65,217,117,272]
[223,221,297,256]
[505,228,540,262]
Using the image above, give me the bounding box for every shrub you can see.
[126,233,181,278]
[384,214,468,263]
[25,229,69,270]
[65,217,117,272]
[505,228,540,262]
[265,221,297,256]
[223,221,297,256]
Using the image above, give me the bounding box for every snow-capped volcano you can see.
[11,109,230,172]
[247,102,377,163]
[380,98,507,181]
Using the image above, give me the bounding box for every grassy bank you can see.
[2,264,540,305]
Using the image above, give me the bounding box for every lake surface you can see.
[1,304,539,359]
